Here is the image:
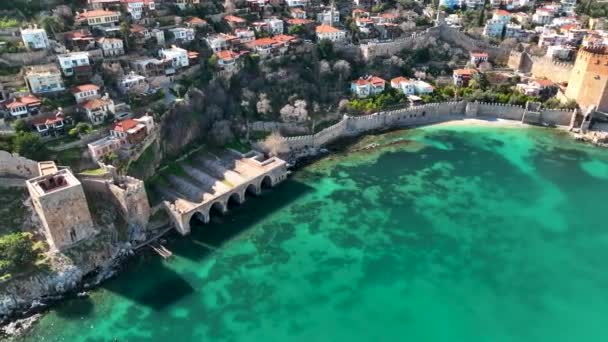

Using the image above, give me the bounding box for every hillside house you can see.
[351,76,386,98]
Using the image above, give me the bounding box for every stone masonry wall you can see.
[265,101,575,156]
[530,56,573,84]
[0,150,39,178]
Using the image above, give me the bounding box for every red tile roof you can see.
[316,24,341,34]
[224,15,246,23]
[187,17,207,25]
[112,119,139,132]
[31,114,64,126]
[77,9,119,19]
[82,98,111,110]
[495,9,511,16]
[471,52,489,58]
[216,50,240,61]
[391,76,409,84]
[454,68,478,76]
[71,84,100,93]
[287,18,313,25]
[5,95,41,109]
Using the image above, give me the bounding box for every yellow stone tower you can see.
[565,47,608,112]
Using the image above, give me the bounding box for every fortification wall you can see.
[540,109,574,126]
[108,176,151,231]
[477,102,525,120]
[0,150,39,178]
[530,56,573,83]
[359,27,439,60]
[249,121,310,135]
[278,102,466,153]
[438,25,506,59]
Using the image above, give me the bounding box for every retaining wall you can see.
[0,150,39,178]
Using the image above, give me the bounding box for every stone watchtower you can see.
[26,162,96,251]
[565,47,608,112]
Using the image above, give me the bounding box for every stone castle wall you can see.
[264,101,574,155]
[529,55,573,83]
[359,25,506,61]
[0,150,39,178]
[565,49,608,112]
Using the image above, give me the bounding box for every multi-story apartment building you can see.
[168,27,195,42]
[57,51,91,76]
[24,64,65,94]
[76,9,120,26]
[96,37,124,56]
[159,46,189,69]
[315,25,346,43]
[120,0,155,20]
[20,27,49,50]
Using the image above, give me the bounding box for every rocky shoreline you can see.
[0,244,134,339]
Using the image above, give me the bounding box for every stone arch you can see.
[261,175,273,189]
[227,192,243,209]
[209,201,226,219]
[245,182,260,196]
[189,211,209,227]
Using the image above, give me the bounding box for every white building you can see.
[57,52,90,76]
[88,136,122,162]
[206,34,233,52]
[315,25,346,43]
[235,28,255,44]
[24,64,65,94]
[152,28,165,45]
[285,0,308,6]
[351,76,386,98]
[532,9,554,25]
[317,9,340,25]
[483,19,504,38]
[159,46,189,69]
[20,27,49,50]
[121,0,155,20]
[71,84,100,104]
[560,0,576,14]
[97,37,124,56]
[391,76,415,95]
[169,27,195,42]
[118,72,148,94]
[81,95,115,125]
[76,9,120,26]
[264,17,284,35]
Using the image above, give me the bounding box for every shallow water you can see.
[21,124,608,342]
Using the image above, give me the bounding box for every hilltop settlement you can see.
[1,0,608,334]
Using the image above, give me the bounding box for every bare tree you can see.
[256,93,272,118]
[332,60,351,81]
[280,99,308,123]
[262,131,289,156]
[319,60,331,77]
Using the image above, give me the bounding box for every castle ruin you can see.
[26,162,97,251]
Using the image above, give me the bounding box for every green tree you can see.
[12,119,29,133]
[317,39,335,60]
[288,24,305,36]
[40,16,65,36]
[13,132,47,160]
[0,232,36,274]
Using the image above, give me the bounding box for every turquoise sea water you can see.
[20,123,608,342]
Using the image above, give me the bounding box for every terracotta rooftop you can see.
[495,9,511,15]
[353,76,386,86]
[225,15,246,23]
[31,114,64,126]
[454,68,478,76]
[82,98,111,110]
[187,17,207,25]
[533,78,554,87]
[216,50,240,60]
[77,9,119,19]
[287,18,313,25]
[112,119,139,132]
[5,95,41,109]
[316,24,341,34]
[72,84,100,93]
[391,76,409,84]
[471,52,489,57]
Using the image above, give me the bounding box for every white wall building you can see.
[57,52,90,76]
[159,46,189,69]
[71,84,101,104]
[264,18,284,35]
[169,27,195,42]
[483,19,504,38]
[121,0,155,20]
[118,72,148,94]
[24,64,65,94]
[20,27,49,50]
[317,9,340,25]
[97,37,124,56]
[315,25,346,43]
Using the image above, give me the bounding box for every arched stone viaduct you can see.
[164,154,288,235]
